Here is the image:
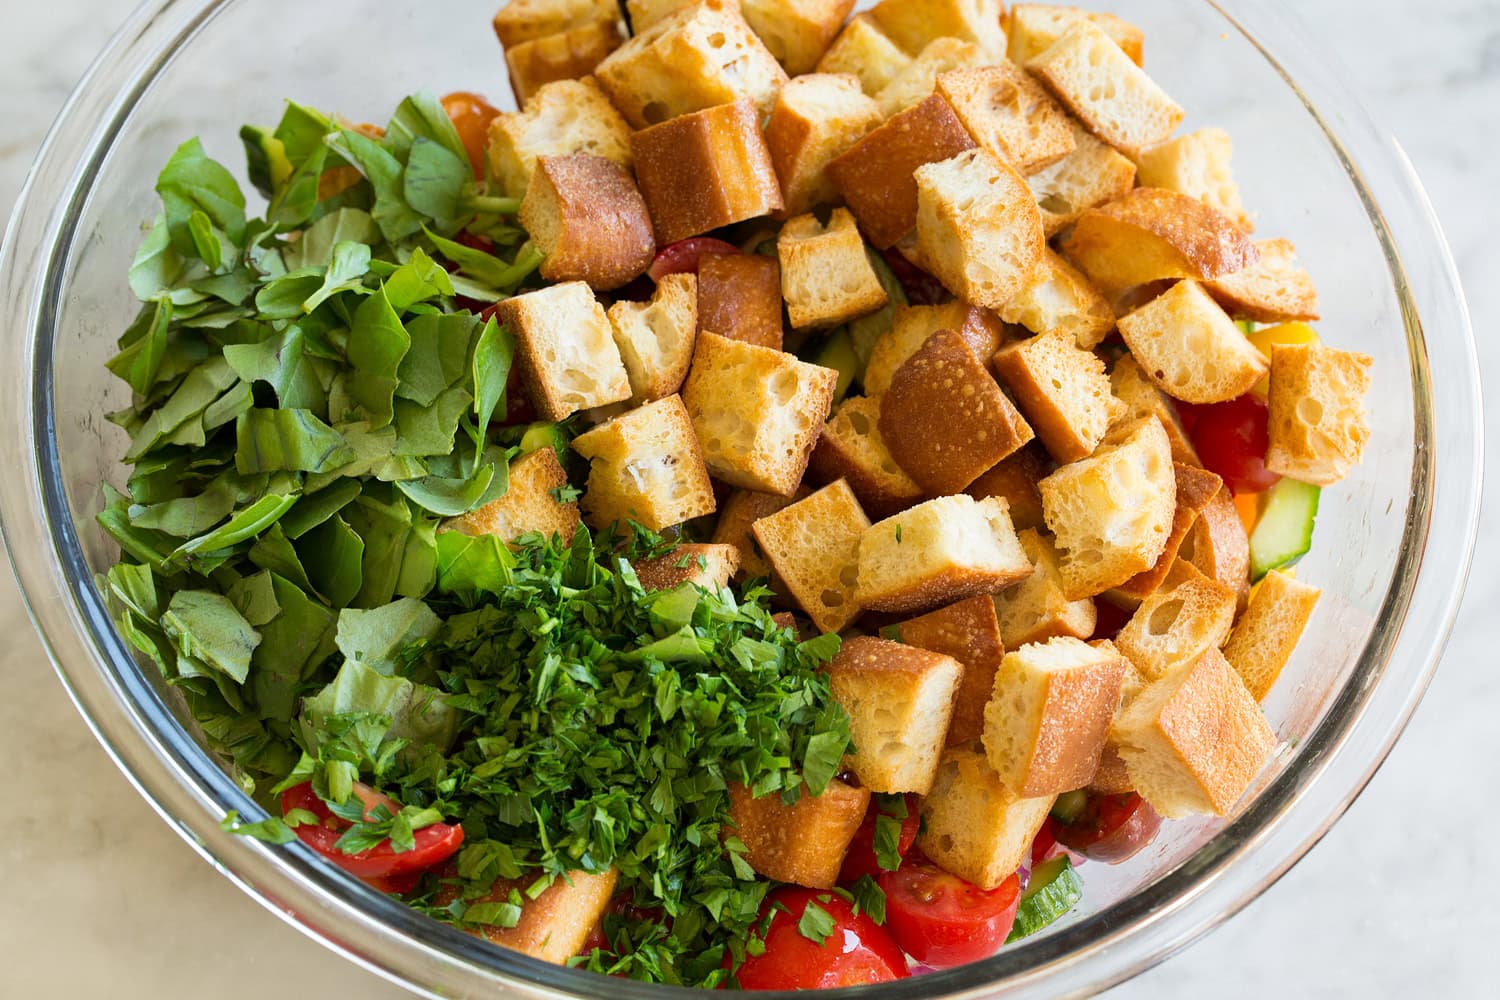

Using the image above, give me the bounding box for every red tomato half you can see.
[839,795,920,885]
[1030,817,1064,868]
[735,888,910,989]
[647,237,742,281]
[1052,793,1162,864]
[441,91,500,179]
[879,862,1020,969]
[1183,394,1281,495]
[280,781,464,880]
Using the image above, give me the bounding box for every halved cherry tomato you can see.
[734,888,910,989]
[879,861,1020,969]
[1052,792,1162,864]
[280,781,464,880]
[1030,817,1064,868]
[880,247,949,305]
[839,794,920,885]
[441,91,500,179]
[647,237,741,282]
[1182,394,1281,495]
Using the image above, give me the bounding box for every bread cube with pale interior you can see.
[1106,463,1223,607]
[1178,483,1250,605]
[855,495,1032,615]
[728,778,870,889]
[1029,123,1137,236]
[594,0,787,128]
[827,95,977,249]
[966,445,1051,532]
[827,636,964,794]
[1006,4,1145,66]
[893,595,1006,746]
[807,395,923,519]
[625,0,692,29]
[506,21,626,106]
[765,73,884,216]
[697,253,785,350]
[520,153,654,291]
[874,37,988,117]
[740,0,857,75]
[992,330,1127,465]
[492,0,621,47]
[497,281,633,420]
[1039,416,1177,600]
[1135,128,1253,232]
[1222,570,1321,701]
[869,0,1006,59]
[1114,559,1237,681]
[862,301,1005,396]
[571,395,717,532]
[778,209,889,330]
[435,866,618,963]
[751,480,871,633]
[442,448,581,546]
[487,78,634,197]
[917,746,1055,889]
[1109,355,1201,466]
[1204,238,1321,324]
[682,333,837,494]
[1265,344,1373,486]
[914,148,1047,311]
[936,65,1077,176]
[632,542,741,592]
[608,272,698,403]
[710,487,802,581]
[880,329,1034,495]
[1116,280,1269,405]
[992,528,1096,649]
[1111,646,1276,818]
[816,14,913,96]
[999,248,1116,350]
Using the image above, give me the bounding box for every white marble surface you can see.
[2,1,1496,996]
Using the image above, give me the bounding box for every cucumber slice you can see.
[813,328,859,404]
[847,250,907,374]
[1006,856,1083,943]
[1248,477,1321,580]
[518,422,569,460]
[1051,790,1087,824]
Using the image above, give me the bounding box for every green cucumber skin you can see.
[813,329,859,403]
[1006,857,1083,943]
[1249,478,1322,580]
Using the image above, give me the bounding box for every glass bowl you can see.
[0,0,1482,996]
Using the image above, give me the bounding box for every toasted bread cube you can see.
[870,0,1006,59]
[1114,559,1236,681]
[436,866,618,963]
[967,445,1050,532]
[608,273,698,402]
[816,14,913,95]
[983,636,1128,796]
[1112,647,1275,818]
[894,596,1006,746]
[917,746,1055,889]
[682,333,837,494]
[1040,417,1177,600]
[1222,570,1321,701]
[630,99,784,244]
[827,95,977,249]
[696,253,785,350]
[778,209,889,330]
[828,636,964,793]
[711,488,802,580]
[1029,123,1137,236]
[625,0,692,28]
[1107,463,1223,607]
[1264,344,1373,486]
[1088,742,1135,795]
[741,0,856,75]
[914,148,1046,311]
[751,480,871,632]
[1135,128,1253,232]
[874,37,988,117]
[487,78,634,197]
[992,528,1096,649]
[1109,356,1201,466]
[1117,280,1269,405]
[863,301,1004,397]
[596,0,787,128]
[1025,22,1182,154]
[880,329,1034,495]
[855,495,1032,615]
[497,282,633,420]
[808,395,923,518]
[493,0,620,47]
[1204,238,1320,324]
[632,542,740,591]
[506,21,626,105]
[442,448,581,546]
[520,153,654,291]
[1060,187,1261,292]
[1007,4,1145,65]
[571,395,716,532]
[999,249,1115,350]
[728,778,870,888]
[1179,483,1251,606]
[992,331,1127,464]
[936,65,1076,176]
[765,73,885,216]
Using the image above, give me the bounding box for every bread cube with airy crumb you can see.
[711,487,803,581]
[493,0,621,47]
[1116,280,1269,405]
[697,253,785,350]
[1107,463,1224,608]
[875,37,988,117]
[1222,570,1321,701]
[487,78,634,197]
[625,0,691,30]
[506,21,626,106]
[1039,417,1177,600]
[1179,483,1250,604]
[595,0,787,128]
[1007,4,1145,65]
[1264,343,1373,486]
[608,273,698,403]
[870,0,1006,59]
[442,448,581,546]
[1112,647,1275,818]
[765,73,884,216]
[816,14,913,95]
[863,301,1005,397]
[741,0,856,75]
[778,209,889,330]
[917,746,1055,890]
[1114,559,1236,681]
[967,445,1051,532]
[894,595,1005,746]
[632,542,740,592]
[728,778,870,889]
[992,528,1096,649]
[1109,356,1202,466]
[1029,123,1137,236]
[1136,128,1254,232]
[808,395,923,519]
[855,495,1032,615]
[520,153,654,291]
[750,480,871,633]
[436,865,618,963]
[1205,238,1322,324]
[497,282,633,421]
[999,249,1115,350]
[827,636,964,794]
[992,331,1127,465]
[630,99,784,244]
[936,65,1077,175]
[571,394,717,531]
[682,333,836,495]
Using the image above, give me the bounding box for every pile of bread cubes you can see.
[459,0,1377,936]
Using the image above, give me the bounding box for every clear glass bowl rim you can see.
[0,1,1482,997]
